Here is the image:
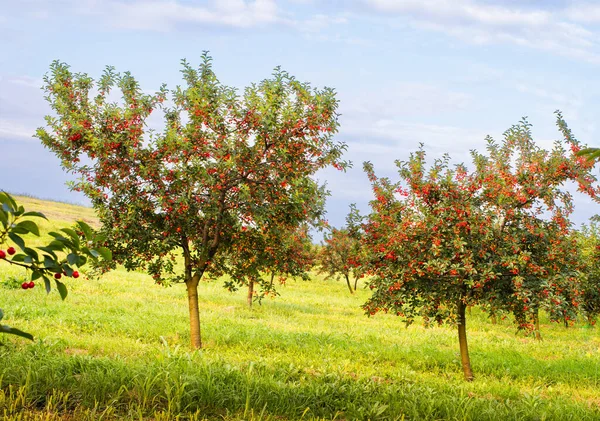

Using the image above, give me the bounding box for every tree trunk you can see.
[533,309,542,341]
[491,313,497,325]
[457,300,474,381]
[269,272,275,290]
[344,273,354,294]
[354,277,359,292]
[563,310,569,328]
[186,274,202,349]
[247,279,254,308]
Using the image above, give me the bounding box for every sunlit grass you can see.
[1,196,600,420]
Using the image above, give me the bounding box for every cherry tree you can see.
[361,115,598,380]
[36,54,347,348]
[220,224,316,307]
[317,226,363,294]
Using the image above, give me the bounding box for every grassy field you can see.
[1,196,600,420]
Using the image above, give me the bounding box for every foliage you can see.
[220,225,316,306]
[317,224,364,294]
[575,221,600,325]
[0,191,110,340]
[360,114,599,380]
[576,147,600,163]
[36,53,347,348]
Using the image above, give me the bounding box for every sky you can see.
[1,0,600,236]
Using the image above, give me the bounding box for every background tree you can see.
[317,226,363,294]
[361,115,599,381]
[0,191,110,340]
[36,54,347,349]
[576,221,600,326]
[220,224,316,307]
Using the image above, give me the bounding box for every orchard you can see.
[26,53,600,383]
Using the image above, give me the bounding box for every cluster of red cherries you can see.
[1,246,79,289]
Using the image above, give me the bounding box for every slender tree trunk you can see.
[354,277,359,292]
[269,272,275,290]
[457,300,474,381]
[247,279,254,308]
[186,274,202,349]
[533,309,542,341]
[344,273,354,294]
[491,313,497,325]
[563,311,569,328]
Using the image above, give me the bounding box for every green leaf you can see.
[37,247,58,259]
[96,247,112,261]
[43,256,59,270]
[10,225,29,235]
[32,271,42,281]
[56,280,68,300]
[22,211,48,220]
[67,253,79,266]
[0,192,17,213]
[63,266,74,277]
[76,221,93,239]
[0,308,3,321]
[8,232,25,251]
[0,210,8,229]
[9,253,26,262]
[60,228,80,248]
[0,324,34,340]
[16,220,40,236]
[43,276,51,294]
[48,231,69,243]
[24,247,39,260]
[47,241,67,251]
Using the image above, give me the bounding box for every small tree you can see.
[361,115,598,381]
[36,54,347,348]
[0,192,110,340]
[318,226,363,294]
[576,221,600,326]
[220,224,316,307]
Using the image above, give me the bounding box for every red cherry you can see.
[21,282,29,290]
[72,271,80,278]
[7,247,16,256]
[28,281,35,289]
[0,250,5,259]
[54,273,62,280]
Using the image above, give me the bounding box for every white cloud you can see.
[292,13,348,33]
[75,0,280,30]
[367,0,551,27]
[0,120,36,140]
[516,83,582,111]
[364,0,600,64]
[565,3,600,23]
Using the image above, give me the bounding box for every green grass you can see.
[1,196,600,420]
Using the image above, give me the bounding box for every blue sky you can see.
[1,0,600,233]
